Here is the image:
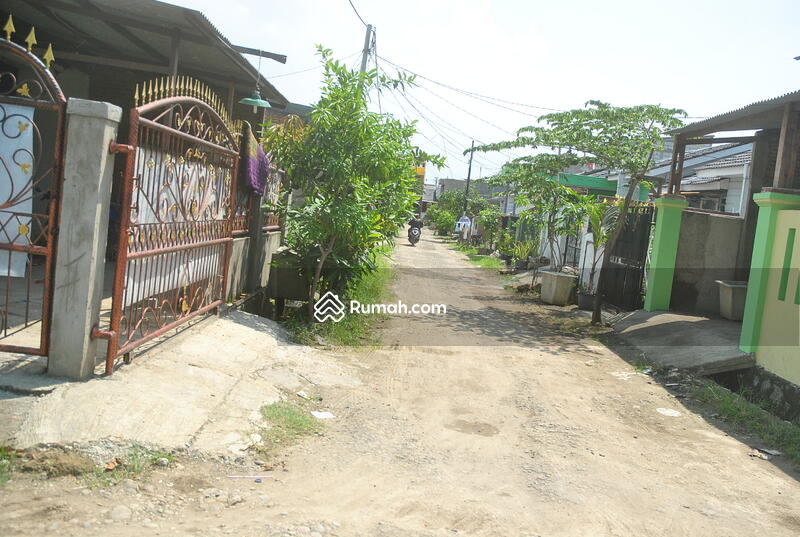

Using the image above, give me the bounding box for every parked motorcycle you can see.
[408,226,421,246]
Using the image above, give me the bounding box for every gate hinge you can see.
[109,141,134,154]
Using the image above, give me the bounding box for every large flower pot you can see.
[715,280,747,321]
[540,271,577,306]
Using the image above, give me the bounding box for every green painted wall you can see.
[740,192,800,352]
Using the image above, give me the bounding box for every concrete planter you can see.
[715,280,748,321]
[540,271,577,306]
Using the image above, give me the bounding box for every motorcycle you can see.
[408,226,421,246]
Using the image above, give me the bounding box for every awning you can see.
[3,0,288,106]
[669,89,800,138]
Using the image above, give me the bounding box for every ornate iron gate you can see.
[0,34,65,355]
[103,78,238,373]
[601,202,654,311]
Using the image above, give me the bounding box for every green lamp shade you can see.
[239,89,271,113]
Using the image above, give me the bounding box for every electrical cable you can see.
[347,0,368,27]
[266,51,361,80]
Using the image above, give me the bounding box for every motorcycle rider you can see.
[408,214,423,244]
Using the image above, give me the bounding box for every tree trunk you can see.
[307,238,335,322]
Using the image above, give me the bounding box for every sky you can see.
[171,0,800,182]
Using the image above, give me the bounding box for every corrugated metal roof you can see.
[3,0,288,106]
[670,89,800,136]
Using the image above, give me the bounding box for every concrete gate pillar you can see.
[48,99,122,380]
[643,195,688,311]
[740,190,800,352]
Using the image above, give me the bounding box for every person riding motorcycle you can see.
[407,215,423,245]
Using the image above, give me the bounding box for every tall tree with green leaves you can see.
[262,47,437,321]
[471,100,685,323]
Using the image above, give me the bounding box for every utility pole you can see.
[360,24,373,73]
[462,140,475,216]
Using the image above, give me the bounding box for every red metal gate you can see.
[0,35,66,355]
[102,78,238,373]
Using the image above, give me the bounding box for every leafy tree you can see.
[261,47,430,320]
[583,199,618,294]
[471,100,685,323]
[435,188,488,218]
[476,206,502,249]
[487,164,588,271]
[432,209,456,236]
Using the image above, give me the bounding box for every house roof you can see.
[681,175,728,186]
[694,149,751,171]
[669,89,800,137]
[646,143,752,178]
[3,0,289,106]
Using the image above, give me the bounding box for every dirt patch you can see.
[445,419,499,437]
[20,449,94,477]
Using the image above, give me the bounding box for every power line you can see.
[266,51,361,80]
[404,90,515,161]
[384,86,474,174]
[393,88,501,171]
[347,0,368,27]
[415,82,516,137]
[378,55,564,113]
[404,94,505,169]
[379,55,712,121]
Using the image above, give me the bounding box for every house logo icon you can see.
[314,291,346,323]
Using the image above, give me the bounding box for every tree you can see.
[485,163,588,271]
[584,199,618,294]
[261,47,428,321]
[435,188,488,217]
[471,101,685,323]
[476,206,502,249]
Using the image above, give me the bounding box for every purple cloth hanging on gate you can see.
[239,121,270,196]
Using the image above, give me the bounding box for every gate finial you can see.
[43,43,55,69]
[3,14,15,41]
[24,26,36,52]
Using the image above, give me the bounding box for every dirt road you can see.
[2,231,800,536]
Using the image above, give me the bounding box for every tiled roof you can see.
[694,150,752,170]
[681,175,727,185]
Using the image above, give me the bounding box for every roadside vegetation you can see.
[83,446,175,488]
[286,248,395,346]
[449,242,504,270]
[262,46,442,329]
[258,401,322,457]
[693,381,800,465]
[0,445,18,486]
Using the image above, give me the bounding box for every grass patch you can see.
[83,446,175,488]
[257,401,321,456]
[286,254,396,347]
[0,445,19,486]
[693,380,800,464]
[449,243,505,271]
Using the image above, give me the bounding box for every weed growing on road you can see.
[258,402,321,456]
[693,381,800,464]
[83,446,175,488]
[0,445,19,486]
[450,243,504,270]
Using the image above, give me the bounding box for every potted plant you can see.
[512,241,535,270]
